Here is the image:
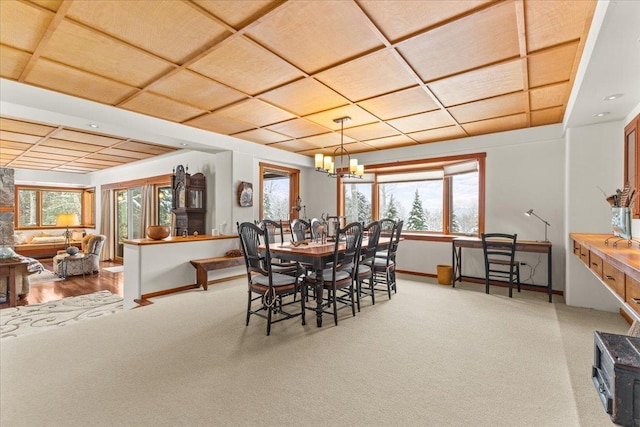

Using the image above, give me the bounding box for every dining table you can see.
[268,237,390,327]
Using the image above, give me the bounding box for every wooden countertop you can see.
[123,234,237,246]
[570,233,640,281]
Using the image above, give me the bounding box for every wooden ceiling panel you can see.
[185,113,254,135]
[298,132,356,149]
[29,145,95,158]
[53,129,124,146]
[531,107,565,127]
[259,77,349,116]
[357,87,439,120]
[42,21,174,87]
[530,82,570,111]
[25,59,138,104]
[216,99,295,128]
[189,37,304,96]
[29,1,63,12]
[359,0,493,43]
[150,70,247,111]
[66,0,229,63]
[120,92,206,123]
[315,50,418,102]
[0,1,597,172]
[526,0,596,52]
[0,45,31,80]
[99,148,159,160]
[305,105,379,130]
[448,92,527,124]
[192,0,281,29]
[343,122,400,141]
[387,110,456,134]
[429,59,524,107]
[115,141,177,156]
[0,117,56,136]
[409,126,467,144]
[462,113,528,136]
[398,2,519,82]
[0,1,53,52]
[41,138,105,152]
[0,131,42,144]
[0,147,26,158]
[267,139,320,153]
[232,129,290,145]
[265,118,330,139]
[247,1,382,73]
[358,134,416,150]
[528,42,579,89]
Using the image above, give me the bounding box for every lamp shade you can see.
[56,213,79,227]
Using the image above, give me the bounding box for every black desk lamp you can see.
[525,209,550,242]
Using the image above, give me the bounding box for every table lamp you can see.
[525,209,550,242]
[56,213,80,249]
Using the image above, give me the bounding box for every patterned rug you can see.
[28,269,63,285]
[0,290,123,339]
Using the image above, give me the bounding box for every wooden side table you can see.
[0,259,29,307]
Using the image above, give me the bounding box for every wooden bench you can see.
[190,256,244,290]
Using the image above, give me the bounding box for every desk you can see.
[269,238,389,327]
[452,237,553,302]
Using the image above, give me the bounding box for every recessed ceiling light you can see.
[88,123,99,128]
[592,112,610,117]
[180,142,189,146]
[604,94,624,101]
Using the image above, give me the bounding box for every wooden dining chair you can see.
[290,218,310,242]
[481,233,521,297]
[372,219,403,299]
[304,221,363,326]
[355,220,381,311]
[237,221,305,335]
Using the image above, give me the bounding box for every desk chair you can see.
[481,233,521,297]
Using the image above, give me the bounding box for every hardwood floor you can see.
[25,261,124,305]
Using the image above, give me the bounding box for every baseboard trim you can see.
[135,274,245,306]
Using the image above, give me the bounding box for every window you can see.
[16,186,95,229]
[157,185,173,226]
[259,163,300,221]
[339,153,485,237]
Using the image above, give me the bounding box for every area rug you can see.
[103,265,124,273]
[0,290,123,339]
[28,269,63,285]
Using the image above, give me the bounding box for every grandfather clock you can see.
[171,165,206,236]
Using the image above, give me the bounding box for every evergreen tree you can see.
[384,193,399,220]
[406,189,426,230]
[263,182,274,219]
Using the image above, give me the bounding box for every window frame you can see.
[338,152,485,240]
[14,185,96,230]
[259,162,301,222]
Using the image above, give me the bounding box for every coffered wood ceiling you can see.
[0,0,596,173]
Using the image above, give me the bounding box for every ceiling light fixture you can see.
[604,94,624,101]
[592,112,610,117]
[180,142,189,146]
[88,123,99,128]
[314,116,363,179]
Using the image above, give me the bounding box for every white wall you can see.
[304,124,567,290]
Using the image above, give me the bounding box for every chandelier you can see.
[314,116,364,179]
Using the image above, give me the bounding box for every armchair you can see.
[53,234,106,277]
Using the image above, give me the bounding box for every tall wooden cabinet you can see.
[171,165,206,236]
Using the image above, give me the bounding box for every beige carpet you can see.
[0,276,628,426]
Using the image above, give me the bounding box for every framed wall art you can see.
[237,181,253,207]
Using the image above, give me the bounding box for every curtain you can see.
[140,184,154,238]
[100,189,113,261]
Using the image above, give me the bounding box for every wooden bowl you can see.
[146,225,170,240]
